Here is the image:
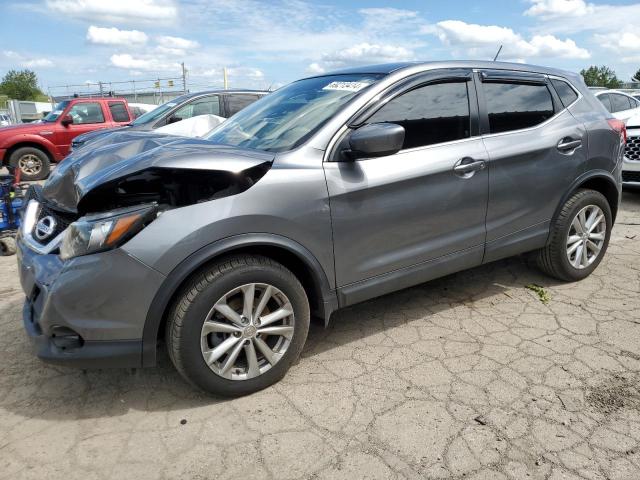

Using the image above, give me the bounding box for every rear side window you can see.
[366,81,471,149]
[226,94,261,116]
[551,79,578,108]
[483,82,554,134]
[598,94,612,112]
[610,94,631,112]
[108,102,130,122]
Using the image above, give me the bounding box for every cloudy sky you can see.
[1,0,639,94]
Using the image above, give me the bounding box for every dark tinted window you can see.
[551,79,578,108]
[610,94,631,112]
[598,94,612,112]
[366,82,471,149]
[226,94,261,116]
[484,82,554,133]
[108,102,130,122]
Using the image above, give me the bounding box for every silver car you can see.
[17,61,625,396]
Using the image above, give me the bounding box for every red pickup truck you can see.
[0,97,132,180]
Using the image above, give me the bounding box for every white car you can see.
[128,102,158,119]
[623,114,640,187]
[0,113,11,126]
[593,90,640,122]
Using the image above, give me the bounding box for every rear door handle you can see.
[557,138,582,152]
[453,158,486,176]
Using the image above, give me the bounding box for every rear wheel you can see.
[9,147,51,181]
[166,255,310,397]
[536,189,612,281]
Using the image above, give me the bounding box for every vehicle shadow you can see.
[1,253,563,422]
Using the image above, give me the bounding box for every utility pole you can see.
[223,67,228,90]
[181,62,187,93]
[98,81,104,97]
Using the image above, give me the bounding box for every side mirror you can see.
[347,123,405,160]
[60,114,73,126]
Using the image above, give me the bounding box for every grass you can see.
[525,283,550,304]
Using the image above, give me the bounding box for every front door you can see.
[57,101,109,156]
[324,74,489,303]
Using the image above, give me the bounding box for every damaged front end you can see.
[23,132,273,259]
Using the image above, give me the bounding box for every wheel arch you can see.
[4,140,55,166]
[552,170,621,229]
[141,233,338,367]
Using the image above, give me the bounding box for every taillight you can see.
[607,118,627,144]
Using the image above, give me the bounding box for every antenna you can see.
[493,45,503,61]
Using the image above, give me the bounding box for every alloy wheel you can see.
[200,283,295,380]
[566,204,606,269]
[18,154,43,176]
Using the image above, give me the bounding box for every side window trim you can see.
[476,70,560,136]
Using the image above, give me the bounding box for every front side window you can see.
[366,81,471,149]
[108,102,130,122]
[610,94,631,113]
[483,82,554,134]
[67,102,105,124]
[206,73,382,152]
[173,96,221,121]
[551,79,578,108]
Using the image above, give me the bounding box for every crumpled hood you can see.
[42,131,274,213]
[73,125,132,146]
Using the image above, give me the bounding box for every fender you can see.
[3,134,59,162]
[141,233,338,367]
[549,169,621,239]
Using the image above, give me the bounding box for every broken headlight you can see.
[60,204,157,260]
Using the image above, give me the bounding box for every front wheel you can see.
[9,147,51,181]
[536,189,612,281]
[166,255,310,397]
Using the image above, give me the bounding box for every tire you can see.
[0,237,16,256]
[166,255,310,397]
[9,147,51,181]
[536,189,612,282]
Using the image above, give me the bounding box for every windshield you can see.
[131,93,192,126]
[205,74,382,152]
[43,101,70,122]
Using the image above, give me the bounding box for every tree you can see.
[0,69,45,100]
[580,65,622,89]
[633,68,640,82]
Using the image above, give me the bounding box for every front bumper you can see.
[623,130,640,186]
[17,232,166,368]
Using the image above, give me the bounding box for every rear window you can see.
[108,102,130,122]
[483,82,555,134]
[551,79,579,108]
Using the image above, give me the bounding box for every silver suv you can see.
[17,61,625,397]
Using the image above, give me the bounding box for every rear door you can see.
[108,101,131,126]
[609,93,639,122]
[478,70,588,262]
[325,70,489,301]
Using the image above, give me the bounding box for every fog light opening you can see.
[50,326,84,350]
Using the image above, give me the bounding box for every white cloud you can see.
[596,32,640,54]
[46,0,177,25]
[525,0,594,18]
[157,35,199,50]
[22,58,55,68]
[528,2,640,35]
[110,53,179,72]
[86,26,148,46]
[432,20,589,59]
[308,43,414,73]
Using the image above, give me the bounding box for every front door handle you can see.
[453,158,486,176]
[557,138,582,152]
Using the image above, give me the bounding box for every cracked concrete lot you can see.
[0,191,639,480]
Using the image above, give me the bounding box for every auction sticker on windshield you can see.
[322,81,371,92]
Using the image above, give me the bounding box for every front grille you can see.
[626,134,640,161]
[622,171,640,183]
[34,201,78,245]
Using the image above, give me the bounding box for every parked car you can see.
[593,89,640,122]
[18,61,624,397]
[0,97,133,180]
[0,114,11,127]
[128,103,158,119]
[70,89,268,152]
[623,114,640,186]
